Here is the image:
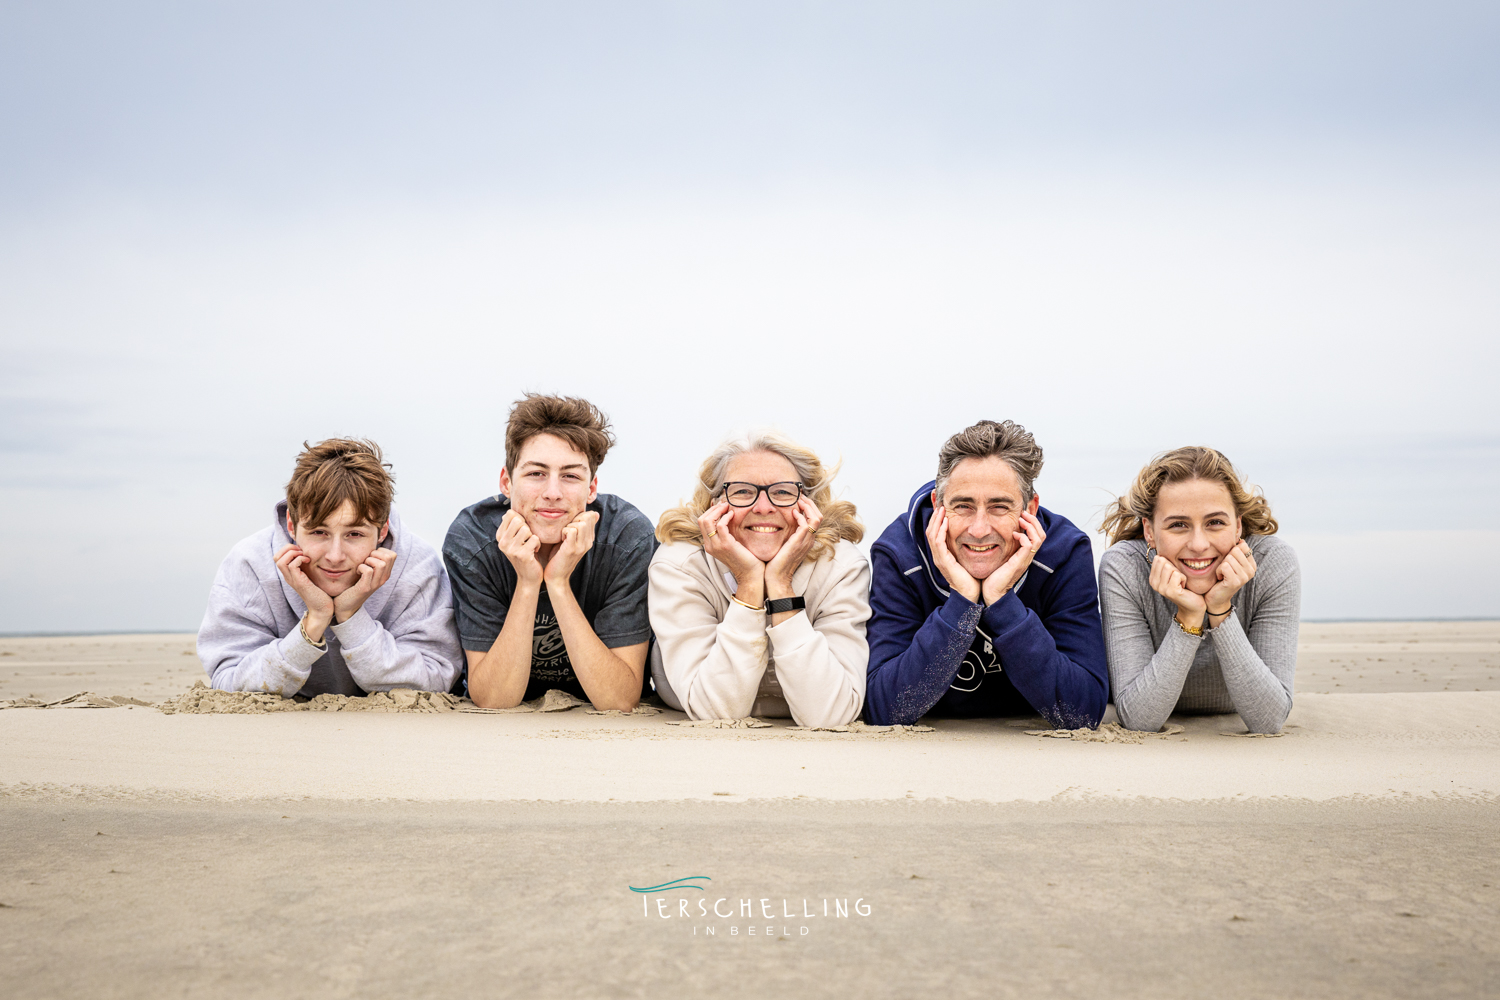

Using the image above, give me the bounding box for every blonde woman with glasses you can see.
[1098,447,1300,734]
[649,430,870,727]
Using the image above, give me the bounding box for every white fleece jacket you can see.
[196,502,464,697]
[648,539,871,727]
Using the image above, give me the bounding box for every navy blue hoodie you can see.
[865,481,1107,728]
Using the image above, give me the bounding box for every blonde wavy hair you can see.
[1100,446,1279,546]
[656,429,863,562]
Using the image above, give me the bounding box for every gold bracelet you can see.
[730,595,765,612]
[1173,617,1204,638]
[300,613,328,650]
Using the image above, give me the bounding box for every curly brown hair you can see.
[505,393,616,476]
[285,438,394,528]
[1100,446,1278,545]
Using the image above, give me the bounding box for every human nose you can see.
[750,488,776,513]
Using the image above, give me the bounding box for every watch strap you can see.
[765,596,806,616]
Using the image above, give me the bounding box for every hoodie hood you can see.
[901,480,949,599]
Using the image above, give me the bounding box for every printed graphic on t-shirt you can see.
[529,590,576,690]
[949,624,1001,693]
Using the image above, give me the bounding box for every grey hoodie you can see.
[197,502,464,696]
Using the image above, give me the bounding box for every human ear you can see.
[1027,494,1040,517]
[379,522,390,545]
[1141,518,1154,548]
[587,476,599,504]
[286,512,296,537]
[498,467,511,499]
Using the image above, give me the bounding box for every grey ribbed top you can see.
[1098,534,1300,733]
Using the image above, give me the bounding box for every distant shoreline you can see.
[3,617,1499,637]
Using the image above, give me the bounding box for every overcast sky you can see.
[2,1,1497,631]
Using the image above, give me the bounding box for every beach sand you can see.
[2,623,1497,998]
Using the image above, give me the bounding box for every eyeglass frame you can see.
[715,481,807,508]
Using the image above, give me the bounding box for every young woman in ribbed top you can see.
[1097,447,1300,734]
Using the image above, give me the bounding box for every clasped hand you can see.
[274,543,396,638]
[698,496,823,606]
[924,506,1045,606]
[495,509,600,589]
[1148,539,1257,629]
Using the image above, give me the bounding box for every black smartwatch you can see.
[765,596,806,616]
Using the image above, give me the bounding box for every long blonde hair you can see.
[656,429,863,562]
[1100,446,1278,546]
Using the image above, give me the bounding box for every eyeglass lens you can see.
[721,482,803,507]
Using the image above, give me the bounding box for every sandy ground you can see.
[2,623,1498,998]
[3,619,1496,704]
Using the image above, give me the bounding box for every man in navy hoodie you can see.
[865,419,1107,728]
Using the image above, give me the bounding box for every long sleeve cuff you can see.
[277,629,329,671]
[722,598,770,637]
[767,607,815,647]
[329,606,380,651]
[937,589,981,631]
[980,588,1028,633]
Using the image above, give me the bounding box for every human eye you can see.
[769,486,798,503]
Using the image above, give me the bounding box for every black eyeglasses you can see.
[718,482,805,508]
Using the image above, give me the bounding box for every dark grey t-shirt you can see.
[442,492,657,700]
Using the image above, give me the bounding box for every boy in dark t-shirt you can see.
[442,395,656,710]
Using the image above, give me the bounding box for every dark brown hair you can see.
[1100,446,1278,545]
[935,419,1044,503]
[285,438,394,528]
[505,393,615,476]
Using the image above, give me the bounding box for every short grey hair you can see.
[934,419,1044,504]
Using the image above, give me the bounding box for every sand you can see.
[2,622,1498,998]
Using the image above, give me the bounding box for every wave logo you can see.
[629,876,712,893]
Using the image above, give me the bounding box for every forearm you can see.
[1110,625,1200,733]
[207,629,324,696]
[981,593,1108,729]
[331,607,462,693]
[467,584,540,708]
[768,614,865,728]
[1210,612,1293,733]
[865,592,978,726]
[548,582,642,711]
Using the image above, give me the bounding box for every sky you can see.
[2,1,1498,631]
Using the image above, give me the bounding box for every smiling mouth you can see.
[747,525,782,533]
[961,543,998,553]
[1180,558,1215,570]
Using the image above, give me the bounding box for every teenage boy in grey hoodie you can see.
[197,438,464,697]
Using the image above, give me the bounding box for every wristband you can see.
[765,596,806,616]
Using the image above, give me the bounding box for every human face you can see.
[935,456,1039,581]
[499,432,598,546]
[286,499,389,598]
[1143,478,1242,596]
[720,451,801,563]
